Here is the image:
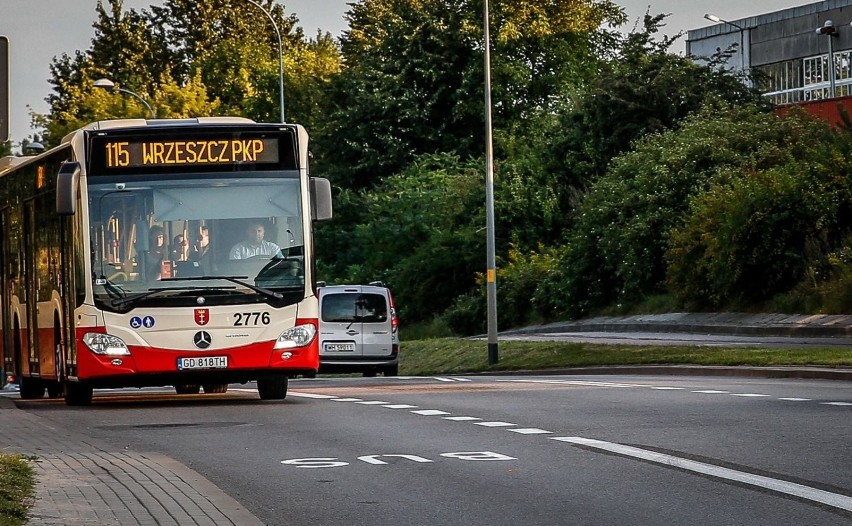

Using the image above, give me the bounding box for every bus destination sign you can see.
[102,138,280,168]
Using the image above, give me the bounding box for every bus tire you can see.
[19,376,45,399]
[174,384,200,394]
[65,381,93,406]
[202,384,228,394]
[257,376,288,400]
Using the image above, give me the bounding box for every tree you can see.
[314,0,625,189]
[36,0,342,145]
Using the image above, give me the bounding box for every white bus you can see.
[0,117,332,405]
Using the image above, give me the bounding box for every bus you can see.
[0,117,332,405]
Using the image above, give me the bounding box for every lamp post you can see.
[483,0,498,365]
[704,14,746,74]
[816,20,839,98]
[93,78,155,119]
[243,0,285,123]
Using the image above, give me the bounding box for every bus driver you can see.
[229,222,280,259]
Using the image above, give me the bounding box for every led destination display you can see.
[103,138,280,168]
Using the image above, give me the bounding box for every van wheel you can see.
[174,384,201,394]
[257,376,288,400]
[202,384,228,394]
[65,382,93,406]
[383,364,399,377]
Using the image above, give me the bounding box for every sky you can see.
[1,0,810,146]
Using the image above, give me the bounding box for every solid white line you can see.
[411,410,451,416]
[509,428,552,435]
[383,404,418,409]
[551,437,852,512]
[443,416,481,421]
[474,421,516,428]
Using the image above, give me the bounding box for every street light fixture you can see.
[243,0,286,123]
[483,0,498,365]
[816,20,839,98]
[93,78,155,119]
[704,13,746,73]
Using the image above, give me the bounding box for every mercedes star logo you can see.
[193,331,212,349]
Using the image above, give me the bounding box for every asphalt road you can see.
[15,375,852,525]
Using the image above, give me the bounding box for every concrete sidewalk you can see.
[0,396,263,526]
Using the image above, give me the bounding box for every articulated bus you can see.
[0,117,332,405]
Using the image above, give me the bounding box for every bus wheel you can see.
[174,384,200,394]
[46,382,64,398]
[65,381,93,406]
[19,376,45,399]
[202,384,228,394]
[257,376,288,400]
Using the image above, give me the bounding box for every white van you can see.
[317,283,399,376]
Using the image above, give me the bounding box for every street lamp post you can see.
[704,14,746,74]
[243,0,285,123]
[93,78,155,119]
[816,20,839,98]
[483,0,498,365]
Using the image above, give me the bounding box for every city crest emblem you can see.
[194,308,210,326]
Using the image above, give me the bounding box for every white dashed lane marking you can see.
[287,388,852,514]
[383,404,418,409]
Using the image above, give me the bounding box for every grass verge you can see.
[0,454,35,526]
[399,339,852,376]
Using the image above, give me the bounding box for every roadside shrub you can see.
[667,121,852,308]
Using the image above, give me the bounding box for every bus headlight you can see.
[274,324,316,349]
[83,333,130,356]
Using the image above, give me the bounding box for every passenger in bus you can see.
[171,234,189,261]
[229,222,280,259]
[191,226,214,274]
[146,226,166,280]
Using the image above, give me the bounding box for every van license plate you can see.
[325,343,356,352]
[178,356,228,370]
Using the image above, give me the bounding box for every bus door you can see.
[23,199,39,376]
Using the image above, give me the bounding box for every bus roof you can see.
[61,116,257,144]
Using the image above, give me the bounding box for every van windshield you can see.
[322,293,388,323]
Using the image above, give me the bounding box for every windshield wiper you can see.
[96,275,128,300]
[161,275,285,301]
[110,285,231,308]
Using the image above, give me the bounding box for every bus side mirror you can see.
[310,177,333,221]
[56,161,81,215]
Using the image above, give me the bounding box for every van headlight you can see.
[83,333,130,356]
[274,324,316,349]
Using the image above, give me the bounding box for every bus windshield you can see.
[88,174,306,310]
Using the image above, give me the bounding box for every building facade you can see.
[687,0,852,106]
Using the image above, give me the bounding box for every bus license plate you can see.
[178,356,228,370]
[325,343,355,352]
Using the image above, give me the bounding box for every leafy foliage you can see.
[314,0,625,189]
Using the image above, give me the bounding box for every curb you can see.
[467,365,852,381]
